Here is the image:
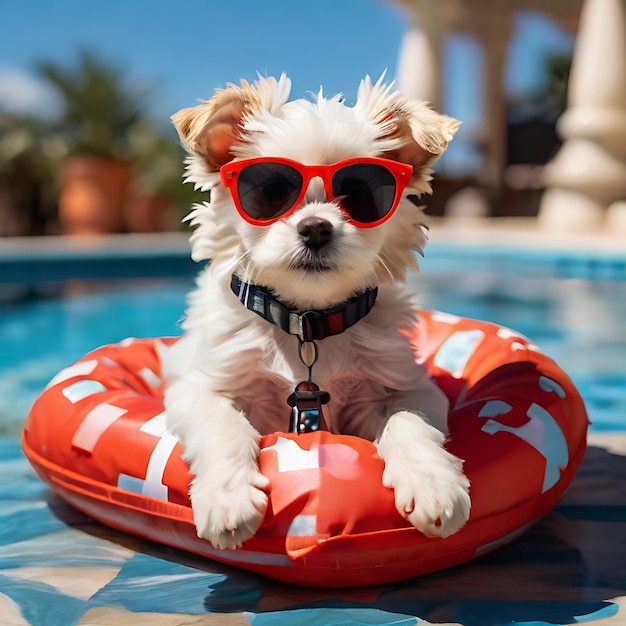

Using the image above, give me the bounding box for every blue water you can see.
[417,268,626,433]
[1,269,624,434]
[1,269,626,625]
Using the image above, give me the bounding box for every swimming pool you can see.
[2,239,626,626]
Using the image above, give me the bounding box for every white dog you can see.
[164,74,470,550]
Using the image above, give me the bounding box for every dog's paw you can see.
[383,450,470,538]
[379,411,470,538]
[191,469,270,550]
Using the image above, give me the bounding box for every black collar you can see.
[231,274,378,342]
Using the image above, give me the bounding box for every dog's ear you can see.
[171,84,258,171]
[356,75,460,184]
[381,106,461,174]
[172,75,292,172]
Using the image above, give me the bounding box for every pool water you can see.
[1,270,624,435]
[0,279,193,436]
[2,268,626,625]
[417,269,626,433]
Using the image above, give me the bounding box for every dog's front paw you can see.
[379,411,470,538]
[384,450,470,538]
[191,469,269,550]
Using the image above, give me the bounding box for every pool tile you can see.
[0,573,88,626]
[89,553,227,615]
[77,606,250,625]
[0,591,30,625]
[3,566,123,601]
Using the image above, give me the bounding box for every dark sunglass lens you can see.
[332,164,396,223]
[237,163,303,221]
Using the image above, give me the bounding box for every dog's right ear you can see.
[171,85,257,172]
[172,75,292,172]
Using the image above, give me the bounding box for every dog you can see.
[163,74,470,550]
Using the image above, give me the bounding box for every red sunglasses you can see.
[220,156,413,228]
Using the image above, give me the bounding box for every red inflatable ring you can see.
[22,310,588,587]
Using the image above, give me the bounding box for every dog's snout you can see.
[297,217,333,248]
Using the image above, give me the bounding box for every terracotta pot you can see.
[58,156,132,234]
[124,191,174,233]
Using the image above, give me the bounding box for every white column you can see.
[396,23,441,106]
[538,0,626,231]
[476,15,513,195]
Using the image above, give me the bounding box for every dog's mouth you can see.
[290,250,335,273]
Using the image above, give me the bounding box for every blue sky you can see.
[0,0,574,173]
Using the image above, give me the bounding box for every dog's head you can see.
[173,74,459,310]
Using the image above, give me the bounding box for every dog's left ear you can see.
[356,75,460,184]
[381,107,461,174]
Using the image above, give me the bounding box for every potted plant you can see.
[38,52,148,234]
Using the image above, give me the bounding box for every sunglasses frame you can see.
[220,156,413,228]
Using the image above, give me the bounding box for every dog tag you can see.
[287,381,330,434]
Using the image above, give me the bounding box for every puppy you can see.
[164,74,470,550]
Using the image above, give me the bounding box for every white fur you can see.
[164,74,470,549]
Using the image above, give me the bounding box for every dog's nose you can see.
[297,217,333,248]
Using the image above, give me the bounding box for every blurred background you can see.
[0,0,584,237]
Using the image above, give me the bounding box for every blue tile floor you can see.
[2,434,626,625]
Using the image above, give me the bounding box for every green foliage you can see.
[0,113,46,177]
[37,51,147,158]
[508,52,572,123]
[543,53,571,116]
[0,51,201,233]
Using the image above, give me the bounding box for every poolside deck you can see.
[2,217,625,285]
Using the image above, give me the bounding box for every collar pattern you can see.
[230,274,378,342]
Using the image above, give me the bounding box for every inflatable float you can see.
[22,310,588,587]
